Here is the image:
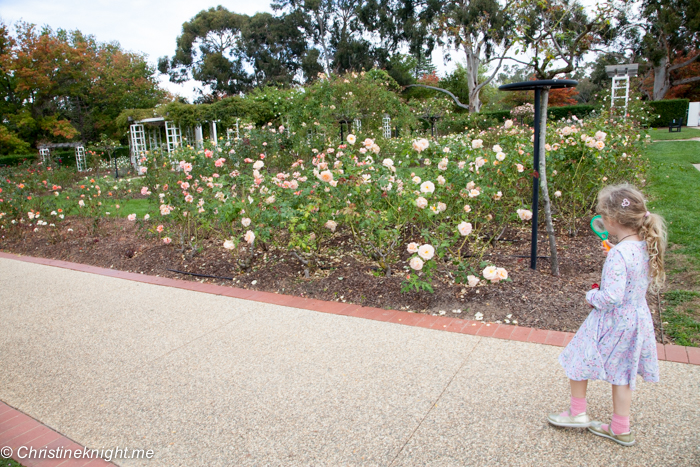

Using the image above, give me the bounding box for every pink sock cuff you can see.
[611,413,630,434]
[570,396,586,416]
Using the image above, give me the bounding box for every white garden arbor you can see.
[606,64,639,119]
[128,117,224,171]
[37,142,87,171]
[128,117,181,171]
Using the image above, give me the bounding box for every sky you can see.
[0,0,278,100]
[0,0,460,102]
[0,0,601,101]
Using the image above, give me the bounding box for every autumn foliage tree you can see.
[0,22,166,154]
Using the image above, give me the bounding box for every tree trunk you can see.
[538,88,560,276]
[653,56,670,101]
[465,48,482,113]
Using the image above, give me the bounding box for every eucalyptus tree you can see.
[512,0,618,276]
[159,7,312,99]
[638,0,700,99]
[271,0,368,75]
[436,0,514,113]
[158,7,251,98]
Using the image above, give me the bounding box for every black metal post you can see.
[339,121,345,142]
[531,88,541,270]
[497,79,577,272]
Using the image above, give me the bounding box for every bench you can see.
[669,119,683,132]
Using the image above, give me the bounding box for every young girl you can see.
[547,183,667,446]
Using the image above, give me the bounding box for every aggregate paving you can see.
[1,257,698,466]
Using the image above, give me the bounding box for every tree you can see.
[436,0,514,113]
[2,22,165,150]
[272,0,357,75]
[639,0,700,100]
[160,7,318,98]
[358,0,443,70]
[513,0,617,276]
[158,7,251,98]
[241,13,309,88]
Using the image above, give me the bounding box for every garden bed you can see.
[0,216,666,341]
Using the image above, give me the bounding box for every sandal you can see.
[588,420,636,446]
[547,408,592,428]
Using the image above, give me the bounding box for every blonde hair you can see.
[596,183,667,292]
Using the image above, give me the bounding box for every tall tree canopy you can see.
[0,22,165,154]
[638,0,700,99]
[159,6,316,100]
[436,0,513,112]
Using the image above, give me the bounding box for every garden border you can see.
[0,251,697,366]
[0,400,115,466]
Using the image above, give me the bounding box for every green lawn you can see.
[645,140,700,266]
[2,457,24,467]
[645,138,700,346]
[647,126,700,141]
[52,197,153,219]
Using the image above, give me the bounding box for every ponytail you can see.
[639,212,667,292]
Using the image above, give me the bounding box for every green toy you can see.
[590,215,612,251]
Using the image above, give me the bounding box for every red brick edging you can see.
[0,401,114,466]
[0,251,697,366]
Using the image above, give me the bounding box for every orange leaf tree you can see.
[1,22,166,153]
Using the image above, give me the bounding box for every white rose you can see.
[418,244,435,260]
[420,181,435,194]
[517,209,533,221]
[482,266,498,281]
[457,222,473,236]
[409,256,424,270]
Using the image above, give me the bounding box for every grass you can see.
[647,126,700,141]
[645,138,700,346]
[661,291,700,347]
[50,197,152,219]
[1,458,24,467]
[645,140,700,266]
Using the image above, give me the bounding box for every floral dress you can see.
[559,240,659,390]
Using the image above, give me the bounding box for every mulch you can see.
[0,217,666,341]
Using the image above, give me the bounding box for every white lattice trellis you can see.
[606,64,638,120]
[147,126,162,151]
[75,146,87,172]
[39,148,51,164]
[353,118,361,133]
[165,121,182,153]
[129,123,146,170]
[382,115,391,138]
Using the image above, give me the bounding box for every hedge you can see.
[481,110,511,121]
[647,99,689,127]
[0,154,37,166]
[0,147,131,167]
[547,104,596,120]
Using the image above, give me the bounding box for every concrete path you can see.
[1,257,699,466]
[652,137,700,142]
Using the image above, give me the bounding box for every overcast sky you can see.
[0,0,279,100]
[2,0,601,101]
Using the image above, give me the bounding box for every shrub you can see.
[547,104,596,121]
[647,99,690,127]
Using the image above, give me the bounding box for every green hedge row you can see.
[0,147,131,167]
[547,104,596,120]
[647,99,689,127]
[0,154,38,166]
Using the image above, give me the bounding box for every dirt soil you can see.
[0,217,669,342]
